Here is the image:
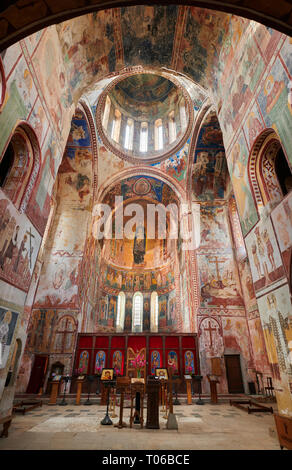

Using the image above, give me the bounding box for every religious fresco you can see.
[95,350,106,372]
[101,263,175,295]
[151,350,161,374]
[227,133,259,236]
[271,192,292,272]
[33,109,94,309]
[228,197,247,260]
[112,350,123,374]
[245,217,285,293]
[238,258,257,313]
[199,253,244,307]
[57,10,118,98]
[199,317,224,358]
[257,284,292,415]
[167,351,178,372]
[78,351,89,374]
[34,254,81,309]
[121,6,177,68]
[257,58,292,162]
[143,295,150,331]
[199,204,231,254]
[193,111,228,201]
[184,350,195,374]
[247,316,272,375]
[0,193,41,292]
[58,111,93,211]
[222,316,251,363]
[0,307,18,370]
[176,8,229,86]
[152,139,189,185]
[32,27,73,142]
[124,296,132,332]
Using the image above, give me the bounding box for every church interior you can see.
[0,1,292,451]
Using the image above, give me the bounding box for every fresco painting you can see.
[0,307,19,370]
[151,350,161,374]
[271,191,292,258]
[227,133,259,236]
[245,218,285,293]
[257,284,292,414]
[0,193,41,292]
[193,111,228,201]
[199,253,244,307]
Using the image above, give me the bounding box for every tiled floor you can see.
[0,400,280,450]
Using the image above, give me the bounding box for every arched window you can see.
[249,131,292,213]
[111,109,122,143]
[168,111,176,144]
[0,124,40,212]
[132,292,143,332]
[116,292,125,331]
[124,118,134,151]
[180,101,187,129]
[102,95,111,131]
[154,119,163,151]
[150,291,159,332]
[275,147,292,196]
[140,122,148,152]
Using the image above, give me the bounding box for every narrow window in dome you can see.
[132,292,143,332]
[124,118,134,151]
[168,111,176,144]
[111,109,121,143]
[180,101,187,129]
[102,95,111,130]
[154,119,163,151]
[140,122,148,152]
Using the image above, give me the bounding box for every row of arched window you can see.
[116,291,159,332]
[102,96,187,153]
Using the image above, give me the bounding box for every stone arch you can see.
[248,129,292,212]
[0,122,41,213]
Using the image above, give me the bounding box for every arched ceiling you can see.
[0,0,292,52]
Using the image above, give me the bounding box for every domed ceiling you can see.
[112,74,175,117]
[96,71,193,164]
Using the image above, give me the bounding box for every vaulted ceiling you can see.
[1,0,292,52]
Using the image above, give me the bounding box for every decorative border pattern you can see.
[0,55,6,113]
[95,68,194,165]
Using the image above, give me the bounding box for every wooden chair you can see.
[129,383,144,428]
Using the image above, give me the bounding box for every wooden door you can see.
[26,355,48,394]
[126,347,146,379]
[224,354,244,393]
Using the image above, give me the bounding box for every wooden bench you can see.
[13,400,42,415]
[230,398,273,414]
[0,415,12,438]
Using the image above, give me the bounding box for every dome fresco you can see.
[96,71,193,163]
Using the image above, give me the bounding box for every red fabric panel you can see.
[78,336,93,348]
[165,336,179,348]
[94,336,109,348]
[111,336,125,348]
[149,336,163,348]
[128,336,146,352]
[182,336,196,348]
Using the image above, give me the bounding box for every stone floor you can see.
[0,397,281,450]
